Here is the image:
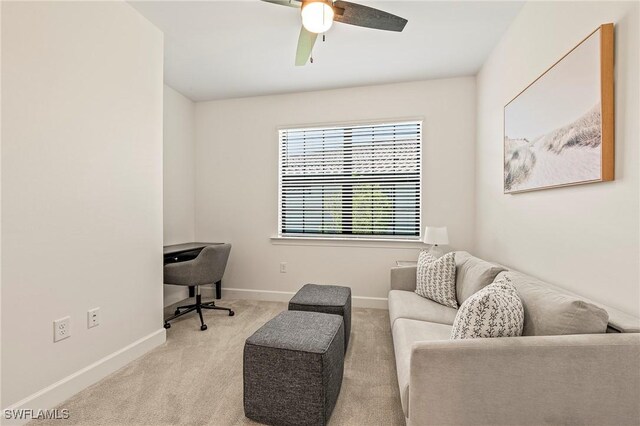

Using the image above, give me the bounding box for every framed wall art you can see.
[504,23,614,194]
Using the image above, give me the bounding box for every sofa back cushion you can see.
[502,271,609,336]
[455,251,506,305]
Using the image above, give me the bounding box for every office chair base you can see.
[200,302,234,316]
[164,293,234,330]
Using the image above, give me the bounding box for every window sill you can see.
[270,236,425,249]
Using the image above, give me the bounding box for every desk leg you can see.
[215,281,221,300]
[189,286,195,298]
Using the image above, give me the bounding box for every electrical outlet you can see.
[53,316,71,342]
[87,307,100,328]
[280,262,287,273]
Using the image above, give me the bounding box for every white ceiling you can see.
[130,1,524,101]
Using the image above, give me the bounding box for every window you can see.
[278,120,422,240]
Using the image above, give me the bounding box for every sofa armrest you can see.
[408,333,640,426]
[390,266,417,291]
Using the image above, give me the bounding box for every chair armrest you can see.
[408,333,640,426]
[390,266,417,291]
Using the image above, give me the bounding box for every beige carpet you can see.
[34,298,405,425]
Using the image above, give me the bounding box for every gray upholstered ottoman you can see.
[289,284,352,350]
[243,311,345,426]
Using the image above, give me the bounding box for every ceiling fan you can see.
[261,0,408,66]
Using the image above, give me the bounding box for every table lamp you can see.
[423,226,449,257]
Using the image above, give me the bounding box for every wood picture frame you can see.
[503,23,614,194]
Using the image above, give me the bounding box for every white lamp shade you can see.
[423,226,449,245]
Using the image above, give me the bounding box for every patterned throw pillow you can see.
[450,275,524,339]
[415,251,457,309]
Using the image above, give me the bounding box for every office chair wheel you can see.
[200,324,208,331]
[229,310,235,317]
[174,309,181,316]
[164,322,171,329]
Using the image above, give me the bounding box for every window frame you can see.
[276,118,423,242]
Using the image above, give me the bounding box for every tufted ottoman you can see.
[289,284,352,351]
[243,311,345,426]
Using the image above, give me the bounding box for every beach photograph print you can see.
[504,25,612,193]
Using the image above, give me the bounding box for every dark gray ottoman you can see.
[243,311,345,426]
[289,284,352,350]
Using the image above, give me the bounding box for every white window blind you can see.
[278,120,422,239]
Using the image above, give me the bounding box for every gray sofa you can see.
[389,251,640,426]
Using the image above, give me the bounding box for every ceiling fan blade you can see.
[333,1,407,32]
[260,0,301,8]
[295,26,317,66]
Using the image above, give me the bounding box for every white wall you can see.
[1,1,164,411]
[0,1,3,409]
[195,78,476,305]
[476,1,639,316]
[163,84,196,306]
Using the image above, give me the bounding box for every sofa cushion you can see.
[388,290,458,328]
[416,251,458,308]
[451,275,524,339]
[391,318,452,417]
[455,251,506,305]
[502,271,609,336]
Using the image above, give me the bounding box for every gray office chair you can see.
[163,244,234,331]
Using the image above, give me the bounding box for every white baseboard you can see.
[2,329,166,425]
[349,295,388,309]
[202,287,388,309]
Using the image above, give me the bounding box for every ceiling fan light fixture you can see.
[301,0,334,34]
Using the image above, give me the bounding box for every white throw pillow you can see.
[415,251,457,309]
[450,275,524,339]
